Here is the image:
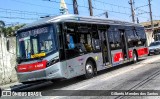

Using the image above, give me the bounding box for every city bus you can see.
[16,14,148,83]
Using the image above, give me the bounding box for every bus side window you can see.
[108,30,116,50]
[76,24,92,53]
[126,29,135,48]
[137,28,147,42]
[66,34,75,49]
[114,30,121,49]
[64,23,81,59]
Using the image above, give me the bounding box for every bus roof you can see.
[19,14,143,31]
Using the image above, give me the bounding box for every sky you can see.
[0,0,160,26]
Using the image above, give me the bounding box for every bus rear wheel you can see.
[85,61,95,79]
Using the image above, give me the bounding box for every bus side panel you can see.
[65,52,105,79]
[65,54,91,79]
[65,55,86,78]
[137,47,149,57]
[111,49,124,66]
[92,52,107,71]
[128,49,133,59]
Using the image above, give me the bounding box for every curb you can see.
[0,82,21,90]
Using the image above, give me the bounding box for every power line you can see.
[11,0,57,9]
[94,0,131,9]
[2,0,160,24]
[0,8,53,16]
[135,4,149,10]
[0,16,38,20]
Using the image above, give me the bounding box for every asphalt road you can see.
[2,55,160,99]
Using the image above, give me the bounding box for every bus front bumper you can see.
[17,63,63,83]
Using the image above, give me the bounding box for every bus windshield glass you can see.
[17,25,57,60]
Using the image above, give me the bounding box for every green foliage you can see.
[0,20,5,28]
[2,24,26,37]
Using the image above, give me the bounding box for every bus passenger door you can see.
[98,29,112,66]
[119,30,129,60]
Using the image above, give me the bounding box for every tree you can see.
[0,20,5,28]
[0,20,5,36]
[2,24,25,37]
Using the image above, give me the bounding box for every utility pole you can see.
[137,17,139,23]
[129,0,135,23]
[88,0,93,16]
[148,0,154,32]
[105,11,108,18]
[73,0,78,14]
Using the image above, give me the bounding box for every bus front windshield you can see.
[17,25,58,60]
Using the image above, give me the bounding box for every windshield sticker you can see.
[19,27,48,38]
[31,52,46,59]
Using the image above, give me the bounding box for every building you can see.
[140,20,160,45]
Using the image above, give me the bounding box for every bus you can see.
[16,14,148,83]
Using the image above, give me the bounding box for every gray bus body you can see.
[16,14,148,83]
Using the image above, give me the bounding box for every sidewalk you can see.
[0,82,21,90]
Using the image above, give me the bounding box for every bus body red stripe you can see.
[137,48,148,56]
[129,50,133,58]
[113,52,123,62]
[17,60,47,72]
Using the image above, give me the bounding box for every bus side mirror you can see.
[6,40,10,51]
[16,57,21,64]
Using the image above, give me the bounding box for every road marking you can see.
[74,84,91,90]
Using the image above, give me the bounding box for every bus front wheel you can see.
[85,61,95,79]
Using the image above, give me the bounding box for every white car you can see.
[148,41,160,55]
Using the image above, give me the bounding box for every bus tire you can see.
[133,51,138,63]
[85,61,94,79]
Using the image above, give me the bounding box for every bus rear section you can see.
[99,25,148,67]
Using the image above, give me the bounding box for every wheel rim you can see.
[86,64,93,74]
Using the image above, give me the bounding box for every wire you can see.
[0,8,53,16]
[94,0,131,9]
[3,0,160,24]
[0,16,38,20]
[11,0,57,9]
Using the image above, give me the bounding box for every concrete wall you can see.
[0,35,17,85]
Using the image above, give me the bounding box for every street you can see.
[1,55,160,99]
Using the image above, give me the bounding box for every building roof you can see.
[140,20,160,26]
